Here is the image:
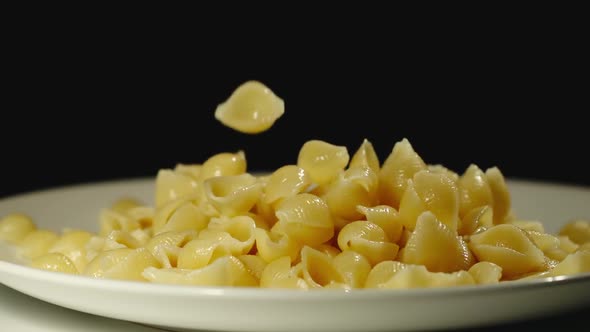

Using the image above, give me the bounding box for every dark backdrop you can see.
[1,26,588,199]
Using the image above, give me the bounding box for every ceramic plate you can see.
[1,178,589,332]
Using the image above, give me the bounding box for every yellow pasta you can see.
[84,248,160,281]
[0,214,36,244]
[255,228,300,263]
[143,256,258,287]
[332,250,371,288]
[349,139,380,173]
[399,170,459,231]
[152,197,209,235]
[559,220,590,245]
[155,169,199,208]
[18,230,59,259]
[263,165,312,206]
[468,261,503,285]
[273,193,334,247]
[144,230,198,268]
[458,164,493,219]
[323,166,379,224]
[297,140,350,186]
[198,151,247,181]
[203,174,262,217]
[2,80,590,291]
[260,256,308,289]
[400,212,473,273]
[31,252,79,274]
[356,205,404,244]
[48,230,93,272]
[378,138,426,209]
[337,221,398,266]
[469,224,546,278]
[214,80,284,134]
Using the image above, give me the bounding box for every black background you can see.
[1,19,588,199]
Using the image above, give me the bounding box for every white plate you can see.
[0,178,589,332]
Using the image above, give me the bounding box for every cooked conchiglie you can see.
[458,164,493,218]
[18,229,59,259]
[459,206,493,236]
[313,243,341,258]
[31,252,78,274]
[198,151,247,181]
[155,169,199,208]
[215,81,285,134]
[349,139,380,173]
[263,165,312,205]
[255,228,300,263]
[378,138,426,209]
[485,167,511,224]
[143,256,258,287]
[364,260,406,288]
[412,170,459,230]
[84,248,160,281]
[545,251,590,277]
[203,174,262,217]
[237,254,267,281]
[274,193,334,246]
[468,261,502,284]
[357,205,403,244]
[0,213,36,244]
[510,220,545,233]
[174,163,202,179]
[206,216,257,253]
[152,198,209,235]
[427,165,459,182]
[526,230,560,254]
[48,230,93,272]
[177,235,232,270]
[559,220,590,245]
[99,209,140,236]
[378,264,475,289]
[299,246,345,288]
[144,230,198,268]
[332,250,371,288]
[323,166,379,222]
[297,140,349,186]
[469,224,546,278]
[398,180,426,231]
[102,230,144,251]
[110,198,142,214]
[337,221,399,266]
[400,212,473,273]
[558,236,579,253]
[260,256,308,289]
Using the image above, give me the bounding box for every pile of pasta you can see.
[1,80,589,289]
[1,139,590,289]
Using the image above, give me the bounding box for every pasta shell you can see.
[264,165,312,205]
[199,151,247,181]
[0,213,36,244]
[458,165,493,218]
[215,81,285,134]
[274,193,334,246]
[378,138,426,209]
[297,140,350,186]
[401,212,473,273]
[485,167,511,224]
[469,224,546,278]
[349,139,380,173]
[357,205,404,244]
[203,174,262,217]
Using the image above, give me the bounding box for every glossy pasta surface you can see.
[1,81,589,290]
